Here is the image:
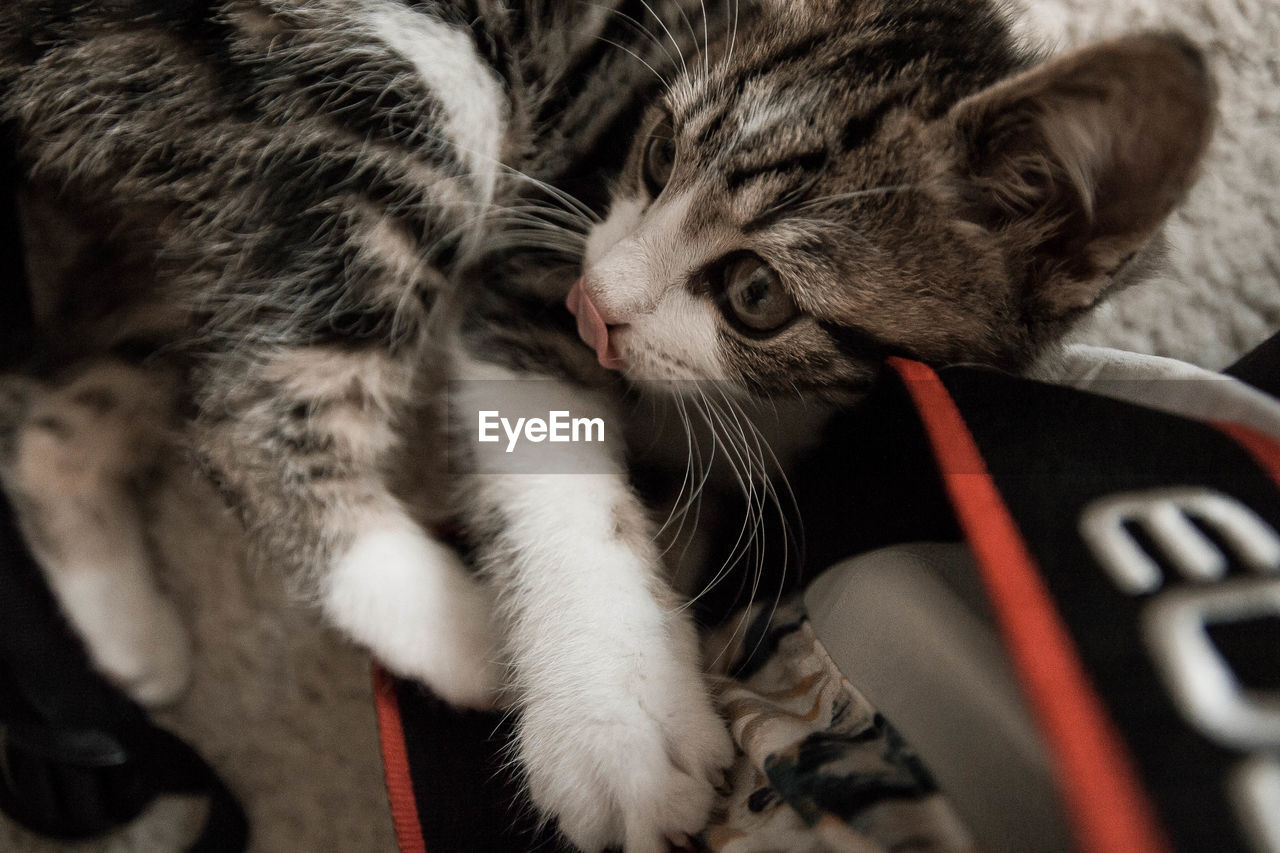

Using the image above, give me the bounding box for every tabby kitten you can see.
[0,0,1212,849]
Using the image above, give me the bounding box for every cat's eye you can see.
[719,255,798,334]
[642,116,676,197]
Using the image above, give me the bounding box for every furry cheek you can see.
[620,290,729,384]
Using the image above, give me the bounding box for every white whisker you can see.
[636,0,688,78]
[699,0,710,77]
[595,35,671,88]
[695,394,766,667]
[794,183,923,212]
[673,1,701,81]
[716,390,801,657]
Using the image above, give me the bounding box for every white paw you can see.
[520,646,734,852]
[51,563,193,708]
[101,594,193,707]
[325,523,503,708]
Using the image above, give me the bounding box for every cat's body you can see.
[0,0,1214,849]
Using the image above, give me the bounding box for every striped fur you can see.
[2,0,707,580]
[578,1,1215,398]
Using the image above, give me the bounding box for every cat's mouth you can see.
[566,278,627,371]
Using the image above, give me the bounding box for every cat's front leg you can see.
[452,373,734,852]
[0,364,190,706]
[191,343,503,708]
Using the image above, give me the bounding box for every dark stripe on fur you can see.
[842,97,906,151]
[727,149,829,190]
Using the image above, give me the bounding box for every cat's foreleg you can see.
[451,370,734,853]
[0,364,190,706]
[191,344,502,708]
[322,508,501,708]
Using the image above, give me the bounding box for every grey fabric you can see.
[1031,344,1280,441]
[804,543,1073,853]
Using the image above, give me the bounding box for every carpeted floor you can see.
[2,0,1277,850]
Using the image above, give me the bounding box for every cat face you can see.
[575,3,1215,400]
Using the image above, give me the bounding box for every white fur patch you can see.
[737,94,793,138]
[368,1,505,206]
[587,191,698,317]
[48,535,191,707]
[472,465,734,850]
[623,289,728,381]
[323,515,502,708]
[447,363,733,849]
[586,196,645,266]
[585,192,730,381]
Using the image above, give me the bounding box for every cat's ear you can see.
[946,33,1215,319]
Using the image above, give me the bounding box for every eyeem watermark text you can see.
[450,380,622,474]
[478,410,606,453]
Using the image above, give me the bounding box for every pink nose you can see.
[566,278,627,371]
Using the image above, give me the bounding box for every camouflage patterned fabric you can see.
[703,601,975,853]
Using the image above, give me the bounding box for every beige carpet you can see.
[1020,0,1280,368]
[2,0,1278,850]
